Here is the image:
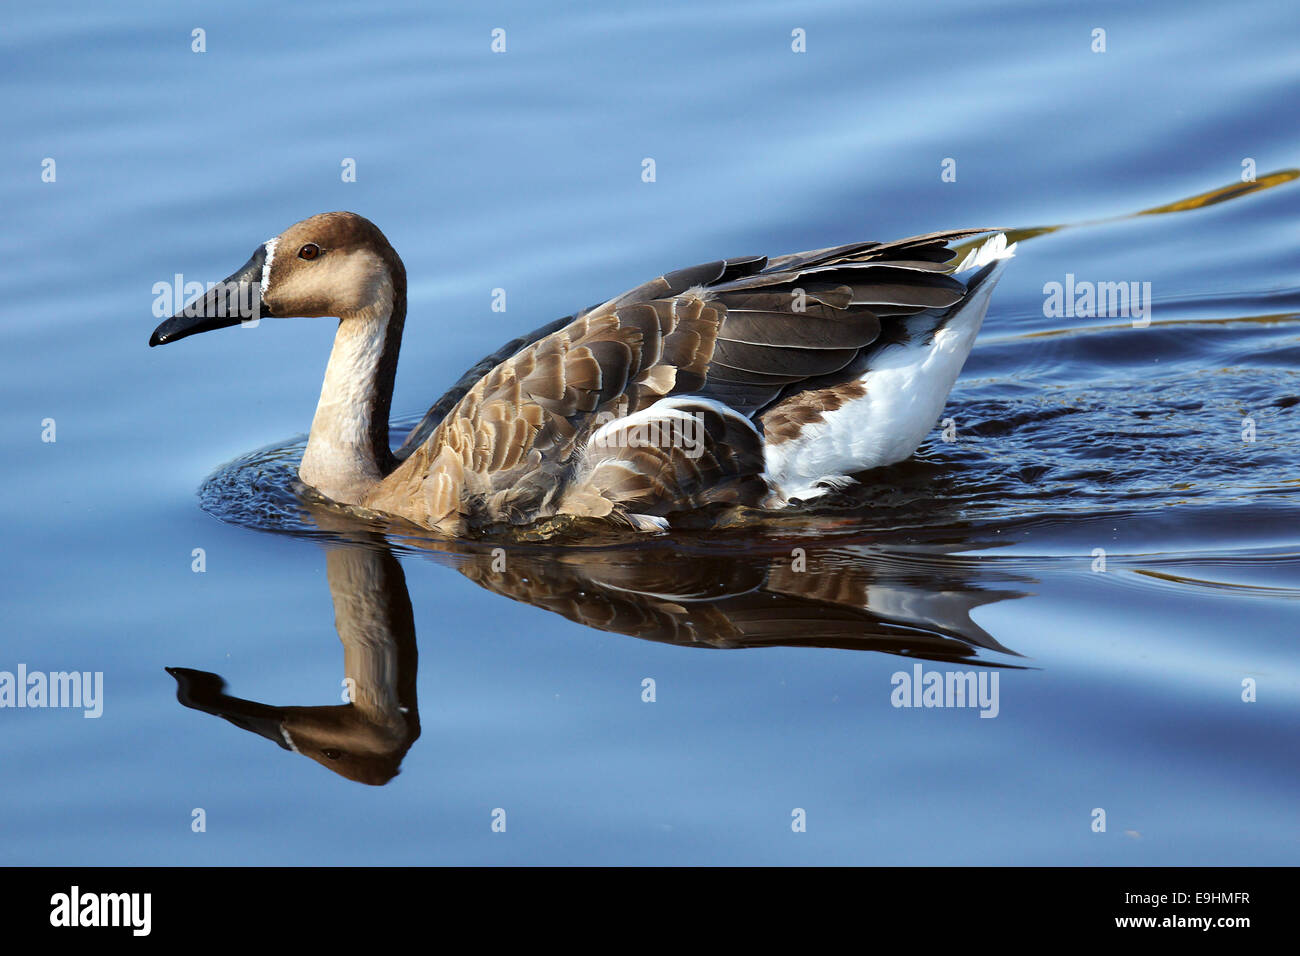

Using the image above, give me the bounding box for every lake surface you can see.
[1,0,1297,864]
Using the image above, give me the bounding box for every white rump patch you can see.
[763,245,1013,504]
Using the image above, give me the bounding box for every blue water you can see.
[1,0,1298,864]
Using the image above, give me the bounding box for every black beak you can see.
[166,667,292,750]
[149,245,274,347]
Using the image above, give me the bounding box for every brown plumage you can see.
[150,213,1012,535]
[370,226,993,531]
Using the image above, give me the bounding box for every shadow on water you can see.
[171,171,1300,784]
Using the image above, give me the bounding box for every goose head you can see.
[149,212,409,503]
[166,667,419,786]
[149,211,404,346]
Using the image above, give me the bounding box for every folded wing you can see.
[379,229,996,530]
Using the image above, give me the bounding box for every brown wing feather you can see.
[560,398,768,521]
[378,228,998,531]
[371,294,724,531]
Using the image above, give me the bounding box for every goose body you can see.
[150,213,1014,534]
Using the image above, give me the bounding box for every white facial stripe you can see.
[261,237,278,293]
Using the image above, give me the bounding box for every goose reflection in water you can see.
[168,539,420,786]
[167,503,1030,786]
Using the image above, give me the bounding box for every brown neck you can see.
[299,252,407,505]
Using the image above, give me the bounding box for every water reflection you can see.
[451,538,1026,658]
[168,505,1030,785]
[168,538,420,785]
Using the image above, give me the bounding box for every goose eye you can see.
[298,243,320,261]
[321,748,342,760]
